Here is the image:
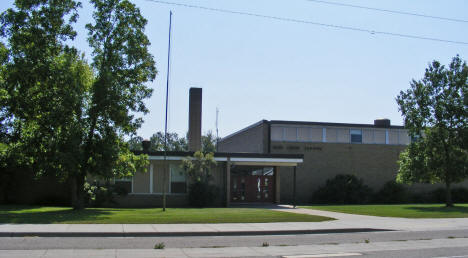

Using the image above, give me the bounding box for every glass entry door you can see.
[231,166,275,203]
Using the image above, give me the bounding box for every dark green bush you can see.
[311,174,373,204]
[451,187,468,203]
[429,187,468,204]
[374,181,408,204]
[187,181,219,207]
[429,188,446,203]
[405,187,468,204]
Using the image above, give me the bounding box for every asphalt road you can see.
[0,229,467,249]
[357,246,468,258]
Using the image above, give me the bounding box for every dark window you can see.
[114,177,132,193]
[114,181,131,193]
[350,129,362,143]
[170,165,186,194]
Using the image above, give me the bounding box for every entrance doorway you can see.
[230,166,275,203]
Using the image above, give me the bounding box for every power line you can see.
[303,0,468,24]
[143,0,468,46]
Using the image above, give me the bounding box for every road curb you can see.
[0,228,392,237]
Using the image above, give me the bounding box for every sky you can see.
[1,0,467,139]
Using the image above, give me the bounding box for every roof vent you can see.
[374,118,391,128]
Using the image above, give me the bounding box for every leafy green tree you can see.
[128,132,188,152]
[182,151,218,207]
[150,132,188,152]
[128,136,144,151]
[182,151,216,183]
[1,0,156,209]
[129,131,220,153]
[396,55,468,207]
[202,130,219,153]
[0,42,10,142]
[72,0,156,209]
[0,0,90,206]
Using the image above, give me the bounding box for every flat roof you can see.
[269,120,405,129]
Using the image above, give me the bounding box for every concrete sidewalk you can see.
[0,223,386,237]
[0,205,467,237]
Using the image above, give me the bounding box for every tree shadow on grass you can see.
[0,206,135,224]
[405,205,468,214]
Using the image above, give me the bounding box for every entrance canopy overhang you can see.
[138,151,304,166]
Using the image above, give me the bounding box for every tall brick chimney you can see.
[188,88,202,151]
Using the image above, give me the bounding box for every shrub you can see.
[430,187,468,204]
[429,188,446,203]
[311,174,373,204]
[183,151,218,207]
[451,187,468,203]
[374,181,408,204]
[188,181,219,207]
[405,187,468,204]
[84,181,128,207]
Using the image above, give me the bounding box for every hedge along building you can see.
[217,119,465,203]
[114,88,303,207]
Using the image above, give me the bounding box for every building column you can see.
[293,166,297,208]
[275,167,280,203]
[226,158,231,207]
[149,163,154,193]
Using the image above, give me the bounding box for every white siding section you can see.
[310,128,322,142]
[284,127,297,141]
[362,129,374,144]
[297,127,309,142]
[374,129,386,144]
[271,126,283,141]
[337,128,349,143]
[399,130,410,145]
[326,128,338,142]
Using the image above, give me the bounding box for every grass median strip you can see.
[0,206,333,224]
[302,204,468,218]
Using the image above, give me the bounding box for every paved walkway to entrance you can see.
[0,205,467,236]
[272,205,468,232]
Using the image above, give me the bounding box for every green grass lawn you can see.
[302,204,468,218]
[0,206,333,224]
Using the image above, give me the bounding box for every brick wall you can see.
[273,141,468,203]
[218,121,268,153]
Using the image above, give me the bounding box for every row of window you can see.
[270,126,410,145]
[115,164,187,194]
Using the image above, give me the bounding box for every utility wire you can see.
[303,0,468,24]
[144,0,468,46]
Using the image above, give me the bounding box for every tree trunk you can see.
[445,180,453,207]
[71,174,85,210]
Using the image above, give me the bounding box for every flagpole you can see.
[163,10,173,212]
